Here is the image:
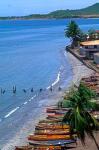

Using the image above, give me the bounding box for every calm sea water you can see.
[0,19,71,120]
[0,18,99,147]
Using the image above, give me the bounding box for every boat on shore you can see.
[35,124,70,130]
[46,107,69,113]
[35,128,70,135]
[28,134,72,141]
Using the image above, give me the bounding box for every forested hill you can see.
[1,3,99,20]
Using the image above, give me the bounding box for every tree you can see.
[62,83,99,149]
[65,20,81,47]
[88,29,96,40]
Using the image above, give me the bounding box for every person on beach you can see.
[58,86,62,91]
[13,86,16,94]
[1,88,3,94]
[50,86,53,92]
[39,88,43,92]
[23,89,27,93]
[31,88,34,92]
[2,90,5,94]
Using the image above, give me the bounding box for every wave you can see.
[4,107,19,119]
[3,94,37,120]
[46,71,61,90]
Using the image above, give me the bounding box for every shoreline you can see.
[1,17,99,21]
[1,50,94,150]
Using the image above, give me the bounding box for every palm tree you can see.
[62,83,99,149]
[65,20,81,48]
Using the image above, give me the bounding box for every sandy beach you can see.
[2,51,94,150]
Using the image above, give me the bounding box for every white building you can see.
[80,40,99,59]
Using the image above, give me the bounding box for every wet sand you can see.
[72,133,99,150]
[2,51,94,150]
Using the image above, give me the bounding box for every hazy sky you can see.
[0,0,99,16]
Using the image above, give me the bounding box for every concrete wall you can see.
[94,54,99,64]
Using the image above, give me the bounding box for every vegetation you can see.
[62,83,99,149]
[1,3,99,20]
[65,21,82,47]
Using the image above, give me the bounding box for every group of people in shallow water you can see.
[0,86,62,95]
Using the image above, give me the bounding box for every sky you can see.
[0,0,99,16]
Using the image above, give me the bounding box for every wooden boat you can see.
[15,140,77,150]
[46,108,69,113]
[47,115,63,120]
[29,139,77,146]
[35,128,70,135]
[47,114,64,118]
[15,145,34,150]
[15,145,61,150]
[35,124,70,130]
[28,134,71,141]
[39,119,62,124]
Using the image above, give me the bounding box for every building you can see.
[80,40,99,59]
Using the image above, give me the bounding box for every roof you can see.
[96,30,99,33]
[80,40,99,46]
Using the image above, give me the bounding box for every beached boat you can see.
[47,113,64,117]
[39,119,62,124]
[35,128,70,135]
[35,124,70,130]
[28,134,72,141]
[29,139,77,146]
[47,115,63,120]
[15,145,62,150]
[15,145,34,150]
[46,108,69,113]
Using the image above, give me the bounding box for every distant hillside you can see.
[1,3,99,20]
[47,3,99,18]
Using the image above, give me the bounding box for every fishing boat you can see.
[28,134,72,141]
[15,145,61,150]
[46,108,69,113]
[35,128,70,135]
[29,139,77,146]
[47,115,63,120]
[35,124,70,130]
[37,122,63,125]
[15,145,34,150]
[47,113,64,118]
[15,139,77,150]
[39,119,62,124]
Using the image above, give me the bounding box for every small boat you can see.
[47,115,63,120]
[35,124,70,130]
[15,145,61,150]
[47,114,64,118]
[35,128,70,135]
[29,139,76,146]
[39,119,62,124]
[15,145,34,150]
[28,134,72,141]
[46,108,69,113]
[37,122,62,126]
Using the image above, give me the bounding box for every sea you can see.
[0,18,99,148]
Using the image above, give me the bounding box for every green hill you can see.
[47,3,99,18]
[1,3,99,20]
